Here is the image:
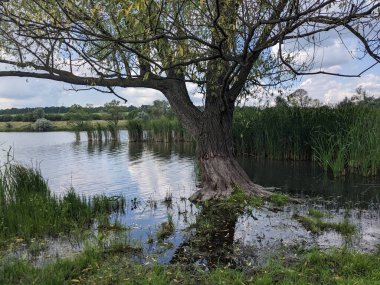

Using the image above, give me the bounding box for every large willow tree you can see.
[0,0,379,200]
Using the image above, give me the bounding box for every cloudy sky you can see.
[0,34,379,109]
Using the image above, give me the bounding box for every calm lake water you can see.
[1,131,379,264]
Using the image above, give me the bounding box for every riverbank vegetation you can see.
[0,161,126,244]
[1,96,379,177]
[0,162,379,285]
[2,245,380,285]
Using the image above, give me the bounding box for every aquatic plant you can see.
[233,105,379,176]
[0,162,126,242]
[294,214,356,236]
[163,190,173,208]
[270,193,289,207]
[108,122,119,141]
[149,117,174,143]
[156,213,175,241]
[127,120,143,142]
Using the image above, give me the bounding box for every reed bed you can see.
[145,117,193,143]
[149,118,174,143]
[233,105,379,176]
[0,162,126,241]
[77,122,120,143]
[127,120,144,142]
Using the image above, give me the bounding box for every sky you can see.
[0,34,379,109]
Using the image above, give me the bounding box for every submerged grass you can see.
[156,213,175,241]
[0,162,126,243]
[294,213,356,236]
[127,120,144,142]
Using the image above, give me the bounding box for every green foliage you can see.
[294,214,356,236]
[233,105,380,176]
[32,118,53,131]
[0,162,126,242]
[270,193,289,207]
[32,108,45,120]
[307,208,326,219]
[65,104,91,130]
[104,100,125,127]
[127,120,144,142]
[2,247,380,285]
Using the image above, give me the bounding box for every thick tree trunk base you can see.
[190,156,274,202]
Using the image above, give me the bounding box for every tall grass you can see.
[233,105,379,176]
[108,123,120,141]
[79,122,120,143]
[127,120,143,142]
[149,117,174,143]
[0,162,126,241]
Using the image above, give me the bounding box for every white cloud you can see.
[299,72,380,105]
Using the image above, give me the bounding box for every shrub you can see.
[32,118,53,131]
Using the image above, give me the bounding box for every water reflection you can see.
[172,203,238,268]
[128,142,144,161]
[240,158,380,206]
[0,132,379,262]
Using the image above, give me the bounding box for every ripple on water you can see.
[0,131,379,265]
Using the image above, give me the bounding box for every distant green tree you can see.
[104,100,124,127]
[150,100,170,118]
[287,89,321,108]
[65,104,90,130]
[32,108,45,120]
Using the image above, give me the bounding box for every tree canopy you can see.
[1,0,379,200]
[0,1,379,97]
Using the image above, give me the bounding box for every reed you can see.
[95,122,103,142]
[149,117,174,143]
[233,105,379,176]
[127,120,143,142]
[0,162,126,241]
[108,123,119,141]
[84,122,94,142]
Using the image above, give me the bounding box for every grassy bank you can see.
[2,104,379,176]
[0,120,130,132]
[1,245,379,284]
[0,163,379,284]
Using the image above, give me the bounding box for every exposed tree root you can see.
[189,156,275,202]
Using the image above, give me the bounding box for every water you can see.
[1,132,379,266]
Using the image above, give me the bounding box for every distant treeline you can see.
[0,105,133,122]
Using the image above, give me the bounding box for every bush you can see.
[5,122,12,129]
[32,118,53,132]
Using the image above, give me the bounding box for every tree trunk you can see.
[192,94,271,201]
[162,81,272,202]
[190,104,272,202]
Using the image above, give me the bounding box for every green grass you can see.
[294,214,356,236]
[0,120,130,132]
[307,208,326,219]
[1,246,379,285]
[0,162,126,243]
[127,120,144,142]
[233,105,379,176]
[270,193,289,207]
[156,214,175,241]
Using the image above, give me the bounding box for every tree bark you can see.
[163,81,272,202]
[190,99,272,202]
